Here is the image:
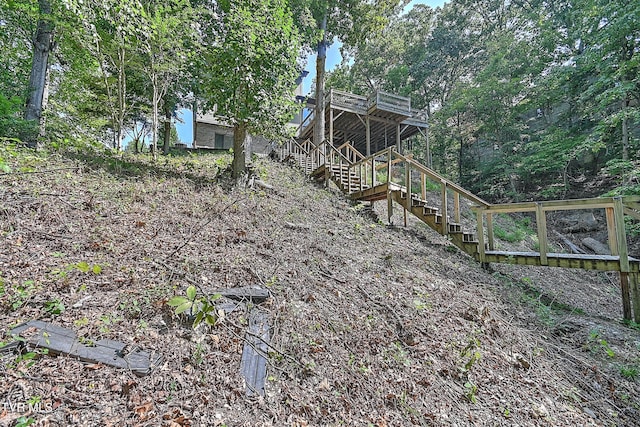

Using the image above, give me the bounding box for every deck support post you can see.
[366,116,371,156]
[440,180,448,236]
[387,189,393,224]
[614,197,629,273]
[475,209,485,263]
[606,207,618,256]
[620,272,633,321]
[396,123,401,153]
[535,203,548,266]
[630,273,640,323]
[421,173,426,201]
[404,160,411,228]
[486,213,494,251]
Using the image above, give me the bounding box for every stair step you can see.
[448,223,462,233]
[463,233,477,243]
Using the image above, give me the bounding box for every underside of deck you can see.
[297,90,427,156]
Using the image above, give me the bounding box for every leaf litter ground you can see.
[0,147,639,426]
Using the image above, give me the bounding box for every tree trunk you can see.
[163,104,172,155]
[622,98,630,161]
[232,122,247,180]
[151,77,159,161]
[116,46,126,151]
[24,0,54,147]
[313,13,327,149]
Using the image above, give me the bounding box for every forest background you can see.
[1,0,639,200]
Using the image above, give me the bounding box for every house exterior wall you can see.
[194,112,272,155]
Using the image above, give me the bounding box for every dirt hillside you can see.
[1,144,639,426]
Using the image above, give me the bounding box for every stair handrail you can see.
[297,108,315,137]
[289,137,310,156]
[336,141,365,164]
[391,149,491,208]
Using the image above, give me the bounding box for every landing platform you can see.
[479,251,640,272]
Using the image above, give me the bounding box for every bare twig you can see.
[166,196,244,259]
[221,318,303,368]
[0,166,81,176]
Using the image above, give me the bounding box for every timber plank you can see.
[9,320,161,376]
[216,286,270,304]
[479,251,640,272]
[240,309,270,397]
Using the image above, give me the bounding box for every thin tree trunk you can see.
[622,98,630,161]
[232,122,247,180]
[24,0,54,147]
[116,46,126,151]
[313,13,327,149]
[152,76,159,161]
[163,104,172,155]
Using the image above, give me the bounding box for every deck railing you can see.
[374,91,412,115]
[326,89,368,113]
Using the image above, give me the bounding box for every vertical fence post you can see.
[614,197,632,321]
[630,272,640,323]
[620,273,633,321]
[614,197,629,272]
[486,213,495,251]
[606,207,619,256]
[386,148,392,185]
[440,180,448,235]
[405,159,411,210]
[476,209,485,263]
[535,203,548,266]
[453,192,460,223]
[371,155,376,188]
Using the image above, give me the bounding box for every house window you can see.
[214,133,225,149]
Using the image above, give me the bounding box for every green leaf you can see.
[167,296,189,307]
[186,285,197,301]
[205,314,217,326]
[76,261,90,273]
[193,311,204,328]
[174,301,193,315]
[92,264,102,274]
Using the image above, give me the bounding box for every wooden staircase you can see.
[278,138,640,322]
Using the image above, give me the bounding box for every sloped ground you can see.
[1,144,639,426]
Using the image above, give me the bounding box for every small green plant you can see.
[503,407,511,418]
[192,342,206,366]
[98,312,123,334]
[459,337,482,375]
[464,381,478,403]
[74,317,89,327]
[14,416,35,427]
[167,285,221,329]
[50,261,103,281]
[387,342,411,367]
[43,298,65,316]
[586,330,616,358]
[493,214,531,243]
[10,280,38,311]
[619,365,638,380]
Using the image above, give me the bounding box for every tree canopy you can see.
[0,0,638,197]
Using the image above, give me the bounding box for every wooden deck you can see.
[281,89,640,322]
[297,89,428,156]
